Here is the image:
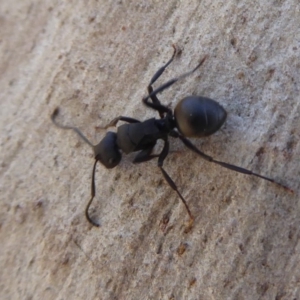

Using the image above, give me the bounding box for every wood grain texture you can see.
[1,1,299,299]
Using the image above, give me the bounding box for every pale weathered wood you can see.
[1,1,299,299]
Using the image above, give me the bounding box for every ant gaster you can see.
[51,46,293,229]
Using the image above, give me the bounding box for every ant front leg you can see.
[147,45,177,118]
[97,116,140,129]
[132,144,158,163]
[158,139,194,232]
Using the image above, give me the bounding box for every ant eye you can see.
[108,157,118,166]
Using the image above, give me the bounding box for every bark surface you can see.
[1,1,299,299]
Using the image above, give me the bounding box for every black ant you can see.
[51,45,293,229]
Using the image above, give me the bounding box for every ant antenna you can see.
[51,108,95,147]
[51,107,100,227]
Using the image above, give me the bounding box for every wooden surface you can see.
[1,1,299,299]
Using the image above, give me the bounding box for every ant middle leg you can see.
[132,144,158,164]
[157,139,194,232]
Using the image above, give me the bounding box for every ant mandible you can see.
[51,45,293,229]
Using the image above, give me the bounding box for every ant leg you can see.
[97,116,140,129]
[147,45,177,118]
[174,132,293,193]
[148,86,167,119]
[143,55,207,115]
[143,97,172,117]
[132,144,158,163]
[149,45,177,88]
[158,139,194,230]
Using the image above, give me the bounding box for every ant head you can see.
[93,132,122,169]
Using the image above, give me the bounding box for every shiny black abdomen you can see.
[174,96,227,137]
